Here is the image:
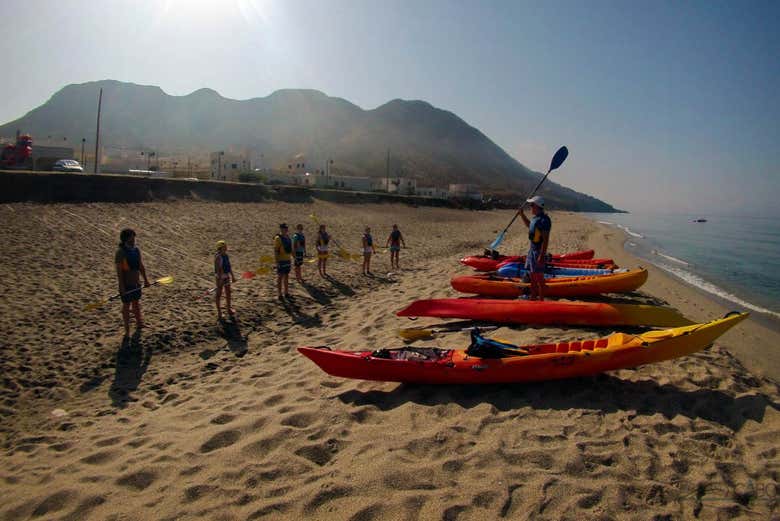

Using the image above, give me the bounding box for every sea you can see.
[586,212,780,325]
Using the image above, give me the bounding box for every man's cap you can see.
[280,223,288,228]
[526,195,545,207]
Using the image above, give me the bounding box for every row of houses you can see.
[208,151,483,200]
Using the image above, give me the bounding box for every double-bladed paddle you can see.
[84,276,174,311]
[489,146,569,251]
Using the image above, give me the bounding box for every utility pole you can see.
[80,138,86,165]
[93,88,103,174]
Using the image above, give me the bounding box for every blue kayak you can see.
[497,262,616,278]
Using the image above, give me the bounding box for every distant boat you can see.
[693,218,707,223]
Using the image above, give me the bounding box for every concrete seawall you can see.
[0,171,454,207]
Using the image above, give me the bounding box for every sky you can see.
[2,0,779,216]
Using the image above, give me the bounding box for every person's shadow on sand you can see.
[218,317,248,357]
[300,281,333,305]
[109,330,152,408]
[280,296,323,328]
[324,275,355,296]
[337,374,779,432]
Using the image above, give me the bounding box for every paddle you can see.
[489,146,569,251]
[199,269,267,301]
[84,276,174,311]
[399,324,499,341]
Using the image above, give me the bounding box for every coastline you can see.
[581,214,780,382]
[1,202,777,520]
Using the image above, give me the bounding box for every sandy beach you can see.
[1,200,778,520]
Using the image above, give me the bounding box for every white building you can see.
[416,186,449,199]
[210,151,250,181]
[376,177,417,195]
[448,183,482,200]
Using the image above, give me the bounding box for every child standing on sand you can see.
[292,224,306,283]
[362,226,376,275]
[316,224,330,277]
[386,224,406,270]
[274,223,292,299]
[214,240,236,320]
[115,228,150,337]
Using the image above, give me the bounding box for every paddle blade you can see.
[309,213,320,224]
[549,146,568,172]
[489,231,506,251]
[156,276,174,285]
[83,300,107,311]
[306,257,318,264]
[242,271,257,279]
[255,266,271,274]
[258,255,274,264]
[398,328,434,341]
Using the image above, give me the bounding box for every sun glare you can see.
[160,0,272,26]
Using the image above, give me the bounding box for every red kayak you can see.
[397,298,693,327]
[298,314,748,384]
[461,250,615,272]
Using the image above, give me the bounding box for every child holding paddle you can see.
[274,223,293,298]
[316,224,330,277]
[362,226,376,275]
[292,224,306,283]
[386,224,405,270]
[115,228,150,337]
[215,240,236,320]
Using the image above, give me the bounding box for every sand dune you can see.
[1,202,778,520]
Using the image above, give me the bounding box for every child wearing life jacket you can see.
[362,226,376,275]
[386,224,406,270]
[316,224,330,277]
[214,240,236,319]
[274,223,293,298]
[292,224,306,283]
[115,228,150,337]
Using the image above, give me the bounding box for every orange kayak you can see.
[451,268,649,298]
[298,313,748,384]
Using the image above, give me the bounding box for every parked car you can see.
[52,159,84,172]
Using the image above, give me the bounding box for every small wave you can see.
[597,221,614,225]
[616,224,644,239]
[652,250,689,266]
[627,242,637,247]
[655,263,780,319]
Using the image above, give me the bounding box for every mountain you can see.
[0,80,619,211]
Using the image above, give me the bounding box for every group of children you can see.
[113,223,407,331]
[215,223,406,319]
[269,222,406,297]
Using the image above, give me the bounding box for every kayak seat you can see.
[582,340,595,351]
[556,342,569,353]
[467,329,529,359]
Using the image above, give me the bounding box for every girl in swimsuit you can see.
[215,240,237,319]
[362,226,376,275]
[316,224,330,277]
[386,224,406,270]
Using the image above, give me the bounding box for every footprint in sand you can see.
[116,470,157,491]
[199,429,241,453]
[281,412,319,428]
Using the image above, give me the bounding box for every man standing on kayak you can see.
[520,196,551,300]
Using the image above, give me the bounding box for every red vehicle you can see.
[1,134,33,169]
